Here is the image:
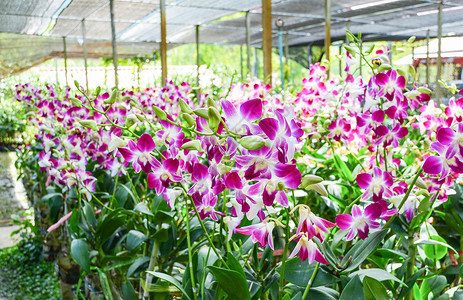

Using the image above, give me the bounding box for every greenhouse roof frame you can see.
[2,0,463,78]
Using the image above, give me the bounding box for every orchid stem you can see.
[278,208,291,298]
[185,211,198,300]
[190,197,229,269]
[302,262,320,299]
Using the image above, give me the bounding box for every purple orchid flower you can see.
[356,167,394,202]
[118,133,157,173]
[336,203,382,240]
[423,142,463,179]
[288,234,329,264]
[147,158,182,194]
[221,98,262,134]
[235,221,275,249]
[374,123,408,148]
[375,69,406,101]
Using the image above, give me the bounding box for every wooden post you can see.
[160,0,167,87]
[262,0,272,83]
[436,0,443,103]
[110,0,118,90]
[81,19,88,90]
[325,0,331,78]
[246,11,252,76]
[63,37,68,86]
[426,29,430,86]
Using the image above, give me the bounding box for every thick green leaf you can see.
[41,192,62,202]
[227,252,246,278]
[420,275,448,300]
[422,236,449,260]
[398,267,426,298]
[96,211,126,244]
[127,230,147,251]
[127,256,150,278]
[84,201,97,229]
[209,266,251,300]
[341,230,387,273]
[277,257,339,287]
[350,268,405,285]
[134,202,154,216]
[303,287,339,300]
[340,275,364,300]
[98,269,114,300]
[122,281,135,300]
[71,239,90,274]
[147,271,192,300]
[363,276,388,300]
[334,154,354,182]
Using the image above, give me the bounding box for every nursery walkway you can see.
[0,151,29,249]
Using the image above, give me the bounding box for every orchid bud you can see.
[408,36,416,43]
[74,80,80,90]
[181,140,203,152]
[415,189,430,197]
[207,97,216,108]
[95,86,102,97]
[300,175,324,188]
[108,134,128,152]
[193,108,209,120]
[135,113,145,122]
[239,135,265,151]
[69,97,82,107]
[323,120,331,127]
[79,120,98,131]
[415,176,428,190]
[378,64,392,72]
[397,68,407,78]
[304,182,328,197]
[343,45,357,57]
[104,89,117,105]
[182,113,196,127]
[312,132,321,140]
[418,87,432,94]
[208,107,221,132]
[179,98,193,114]
[364,43,375,55]
[153,106,167,121]
[408,65,416,78]
[125,114,138,128]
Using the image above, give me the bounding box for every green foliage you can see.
[0,233,60,299]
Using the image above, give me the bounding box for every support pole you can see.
[277,19,284,90]
[262,0,272,83]
[339,45,342,76]
[196,25,200,98]
[436,0,443,104]
[63,37,68,86]
[359,40,363,77]
[54,58,59,87]
[81,19,88,91]
[160,0,167,87]
[426,29,430,86]
[109,0,118,90]
[246,11,252,76]
[325,0,331,78]
[240,45,243,80]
